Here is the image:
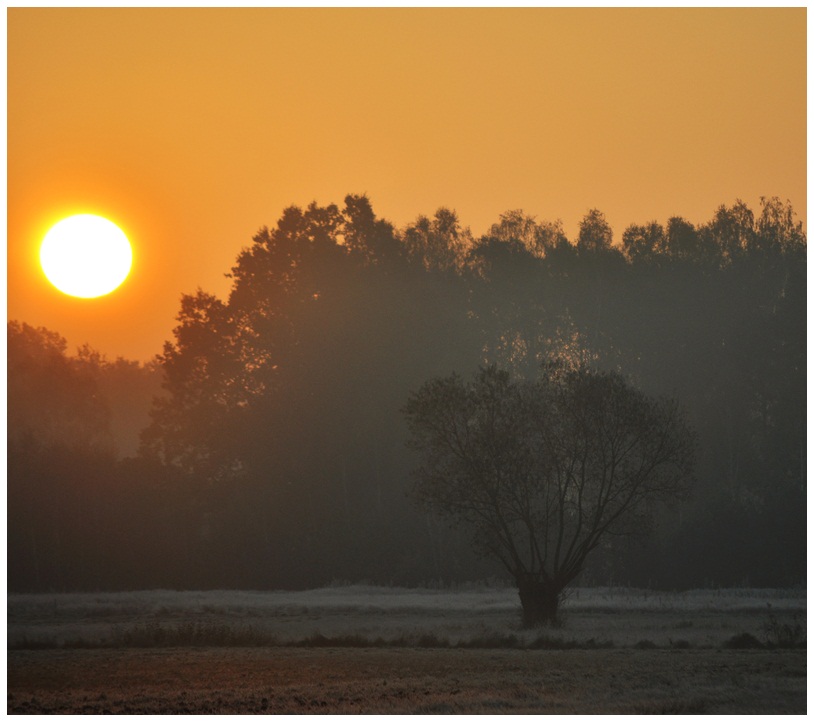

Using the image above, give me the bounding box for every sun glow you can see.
[40,214,132,298]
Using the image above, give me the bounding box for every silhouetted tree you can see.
[8,321,112,451]
[702,199,755,265]
[140,196,484,587]
[404,363,695,624]
[487,209,567,259]
[755,196,806,257]
[664,216,703,262]
[7,322,163,590]
[621,221,665,263]
[341,193,400,262]
[577,208,613,254]
[68,343,164,458]
[403,207,472,271]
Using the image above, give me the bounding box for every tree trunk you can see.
[517,575,562,627]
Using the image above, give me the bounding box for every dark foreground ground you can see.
[7,646,806,714]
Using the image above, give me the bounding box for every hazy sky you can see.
[8,8,806,361]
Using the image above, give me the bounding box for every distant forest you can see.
[8,196,806,592]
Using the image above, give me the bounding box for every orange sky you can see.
[7,8,806,362]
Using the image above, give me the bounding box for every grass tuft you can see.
[527,634,614,650]
[289,633,374,648]
[722,632,763,649]
[762,606,806,649]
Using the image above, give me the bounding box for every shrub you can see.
[722,632,763,649]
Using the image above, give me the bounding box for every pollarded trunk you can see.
[517,576,563,627]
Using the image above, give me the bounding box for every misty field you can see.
[8,585,806,714]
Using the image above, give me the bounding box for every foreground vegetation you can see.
[8,586,805,651]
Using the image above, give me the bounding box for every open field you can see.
[7,586,806,713]
[8,646,806,714]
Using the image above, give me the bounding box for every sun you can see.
[40,214,133,298]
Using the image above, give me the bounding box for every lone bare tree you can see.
[403,363,695,625]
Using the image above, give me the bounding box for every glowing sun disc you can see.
[40,215,133,298]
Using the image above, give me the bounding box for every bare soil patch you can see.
[7,646,806,714]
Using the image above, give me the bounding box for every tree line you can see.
[8,195,806,593]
